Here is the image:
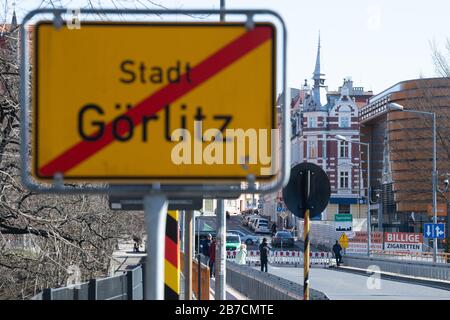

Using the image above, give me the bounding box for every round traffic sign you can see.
[282,162,331,219]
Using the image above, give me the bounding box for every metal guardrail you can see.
[344,254,450,281]
[369,251,450,264]
[226,261,328,300]
[31,266,143,300]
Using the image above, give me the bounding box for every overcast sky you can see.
[5,0,449,93]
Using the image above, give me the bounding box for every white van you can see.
[253,218,270,234]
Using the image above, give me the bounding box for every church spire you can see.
[11,1,17,27]
[313,32,321,79]
[313,32,325,86]
[311,32,327,109]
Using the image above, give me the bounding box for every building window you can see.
[340,116,350,128]
[291,117,297,137]
[338,204,351,214]
[307,140,317,158]
[339,141,349,158]
[339,171,349,189]
[204,199,214,212]
[308,117,317,128]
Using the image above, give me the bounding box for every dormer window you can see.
[340,116,350,128]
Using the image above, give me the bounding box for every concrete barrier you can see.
[226,261,329,300]
[343,254,450,281]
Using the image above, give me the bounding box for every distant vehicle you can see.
[253,218,271,234]
[226,233,241,251]
[248,216,259,230]
[271,231,295,248]
[242,209,259,216]
[228,229,260,245]
[243,214,258,227]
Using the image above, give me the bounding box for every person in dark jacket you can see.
[201,234,212,258]
[332,240,343,266]
[208,239,216,278]
[259,238,270,272]
[271,223,277,237]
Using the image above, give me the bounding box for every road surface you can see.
[254,265,450,300]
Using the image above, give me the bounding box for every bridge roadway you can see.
[252,265,450,300]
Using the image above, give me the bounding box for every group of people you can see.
[200,234,272,277]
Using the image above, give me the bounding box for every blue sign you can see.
[276,203,286,212]
[423,223,446,239]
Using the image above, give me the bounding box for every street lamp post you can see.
[388,103,438,262]
[336,135,371,256]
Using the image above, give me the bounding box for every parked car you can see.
[271,231,295,248]
[243,214,258,227]
[226,233,241,251]
[228,229,260,245]
[253,218,271,234]
[248,216,259,230]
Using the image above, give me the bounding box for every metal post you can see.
[367,144,371,257]
[432,113,438,263]
[215,199,226,300]
[197,216,202,300]
[303,170,311,300]
[214,0,227,301]
[143,194,168,300]
[220,0,226,22]
[184,210,193,300]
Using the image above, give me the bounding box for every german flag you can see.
[164,210,179,299]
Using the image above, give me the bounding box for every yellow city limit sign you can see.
[33,22,276,182]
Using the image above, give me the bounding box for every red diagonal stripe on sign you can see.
[165,235,178,267]
[39,26,273,177]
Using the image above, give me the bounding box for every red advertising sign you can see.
[384,232,423,253]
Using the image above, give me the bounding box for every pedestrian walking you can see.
[132,235,142,253]
[259,238,270,272]
[271,223,277,237]
[208,238,216,278]
[200,234,212,262]
[332,240,343,267]
[236,243,247,265]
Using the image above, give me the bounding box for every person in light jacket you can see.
[236,243,247,265]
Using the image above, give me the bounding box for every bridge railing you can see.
[369,250,450,264]
[31,265,143,300]
[226,261,329,300]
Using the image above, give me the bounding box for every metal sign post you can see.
[184,210,193,300]
[215,0,227,301]
[282,163,331,301]
[143,194,168,300]
[303,171,311,300]
[197,216,202,300]
[215,199,226,300]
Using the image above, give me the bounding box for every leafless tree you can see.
[0,8,146,298]
[430,38,450,78]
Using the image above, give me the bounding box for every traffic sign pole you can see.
[215,199,226,300]
[143,194,168,300]
[303,170,311,301]
[214,1,227,301]
[184,210,193,300]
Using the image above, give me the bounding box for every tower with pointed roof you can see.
[304,34,329,111]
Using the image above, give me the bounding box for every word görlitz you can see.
[77,103,232,142]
